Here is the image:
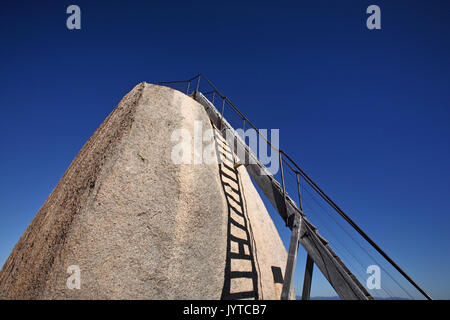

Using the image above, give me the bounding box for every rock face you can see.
[0,83,289,299]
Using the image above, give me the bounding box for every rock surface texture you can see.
[0,83,289,299]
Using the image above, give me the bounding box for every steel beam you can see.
[281,214,302,300]
[302,254,314,300]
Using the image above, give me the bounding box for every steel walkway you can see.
[158,74,432,300]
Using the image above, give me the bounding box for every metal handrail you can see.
[157,74,432,300]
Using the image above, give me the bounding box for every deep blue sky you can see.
[0,1,449,299]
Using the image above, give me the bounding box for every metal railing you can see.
[157,73,432,300]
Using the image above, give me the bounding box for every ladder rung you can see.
[229,253,252,260]
[230,271,255,278]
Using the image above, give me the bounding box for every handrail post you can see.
[279,152,289,226]
[195,74,201,93]
[186,81,190,95]
[220,97,226,130]
[296,173,303,211]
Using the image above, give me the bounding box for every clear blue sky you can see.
[0,1,449,299]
